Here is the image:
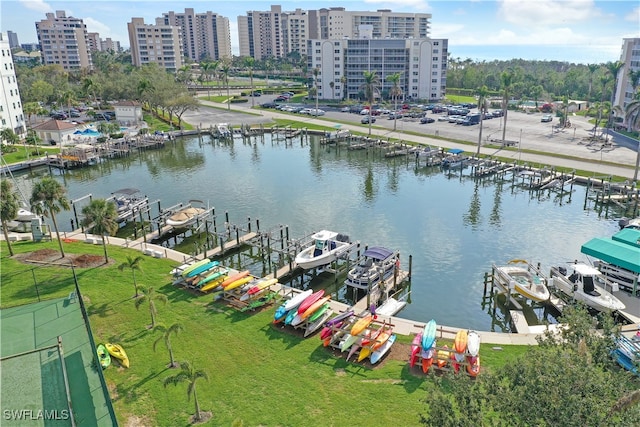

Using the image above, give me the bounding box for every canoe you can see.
[180,258,212,277]
[97,343,111,369]
[274,303,289,323]
[199,275,227,293]
[436,345,449,369]
[220,270,250,288]
[467,330,480,357]
[301,296,331,320]
[467,355,481,377]
[370,334,397,364]
[284,308,298,325]
[224,276,253,292]
[283,289,313,312]
[304,309,333,338]
[451,351,461,373]
[421,319,437,350]
[105,343,129,368]
[340,333,360,352]
[325,310,354,327]
[454,329,468,355]
[349,330,372,361]
[350,313,374,336]
[297,290,325,315]
[409,333,423,368]
[184,260,218,278]
[371,326,393,351]
[240,292,277,312]
[246,278,278,296]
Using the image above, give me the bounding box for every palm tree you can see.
[0,179,20,256]
[153,323,183,368]
[605,61,625,133]
[59,90,76,119]
[361,70,381,136]
[118,255,144,297]
[82,77,100,108]
[200,61,216,99]
[163,361,209,422]
[30,177,70,258]
[386,72,402,131]
[613,99,640,181]
[500,69,515,145]
[219,60,232,110]
[586,64,600,106]
[340,75,347,101]
[628,69,640,98]
[243,57,256,107]
[134,286,168,329]
[475,85,490,155]
[81,199,119,263]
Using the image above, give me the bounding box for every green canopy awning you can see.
[612,228,640,248]
[581,237,640,273]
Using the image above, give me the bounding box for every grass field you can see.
[1,240,529,426]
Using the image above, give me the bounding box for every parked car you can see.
[51,113,67,120]
[274,97,287,102]
[261,102,277,109]
[361,116,376,124]
[340,106,350,112]
[420,117,435,124]
[308,109,325,116]
[388,112,402,120]
[541,114,553,122]
[437,115,449,122]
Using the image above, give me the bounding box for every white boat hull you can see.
[552,277,625,312]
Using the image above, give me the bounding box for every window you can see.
[432,64,438,68]
[431,79,437,83]
[432,71,438,76]
[432,57,438,61]
[433,41,439,46]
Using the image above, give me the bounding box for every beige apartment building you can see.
[238,5,432,59]
[35,11,93,70]
[127,18,183,71]
[614,38,640,112]
[162,8,231,61]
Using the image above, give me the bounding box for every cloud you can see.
[625,7,640,21]
[84,18,113,38]
[19,0,53,13]
[497,0,602,27]
[430,23,466,39]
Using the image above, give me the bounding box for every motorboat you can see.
[16,207,38,222]
[618,217,640,230]
[110,188,148,222]
[441,148,469,169]
[294,230,353,270]
[345,246,398,291]
[166,206,207,229]
[549,263,625,312]
[375,297,407,317]
[493,260,550,302]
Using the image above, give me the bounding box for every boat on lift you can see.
[294,230,353,270]
[549,263,625,312]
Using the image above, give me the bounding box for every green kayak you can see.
[97,343,111,369]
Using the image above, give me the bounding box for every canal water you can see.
[10,134,622,331]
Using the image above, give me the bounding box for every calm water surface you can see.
[12,135,621,330]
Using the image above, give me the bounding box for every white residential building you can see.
[0,33,26,137]
[238,6,432,59]
[128,18,183,71]
[162,8,231,61]
[35,11,93,70]
[614,38,640,111]
[308,37,447,102]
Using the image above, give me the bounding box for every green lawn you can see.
[1,240,528,426]
[1,146,59,163]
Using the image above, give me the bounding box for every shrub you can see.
[230,98,248,104]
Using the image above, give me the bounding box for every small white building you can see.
[31,119,78,146]
[114,101,142,125]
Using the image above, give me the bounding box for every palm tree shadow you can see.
[399,363,425,394]
[160,282,194,303]
[119,368,169,404]
[86,302,113,318]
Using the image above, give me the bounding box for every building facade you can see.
[6,31,19,49]
[162,8,231,61]
[35,11,93,70]
[127,18,183,71]
[100,38,121,53]
[238,6,432,59]
[238,5,284,60]
[0,33,26,137]
[308,37,447,102]
[614,38,640,111]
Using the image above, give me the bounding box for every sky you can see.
[1,0,638,64]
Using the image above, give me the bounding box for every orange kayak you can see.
[220,270,250,288]
[350,314,374,336]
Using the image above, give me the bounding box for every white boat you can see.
[110,188,148,222]
[16,207,38,222]
[549,263,625,312]
[294,230,353,270]
[166,206,207,229]
[494,260,550,302]
[375,297,407,317]
[345,246,398,290]
[618,217,640,230]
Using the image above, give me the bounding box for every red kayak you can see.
[409,332,423,368]
[297,290,325,315]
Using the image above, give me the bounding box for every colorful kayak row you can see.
[410,320,480,376]
[273,290,336,337]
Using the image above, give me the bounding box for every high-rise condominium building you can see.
[238,5,432,59]
[238,5,284,60]
[100,38,121,53]
[128,18,183,71]
[7,31,19,49]
[35,11,93,70]
[87,32,100,52]
[1,33,26,137]
[162,8,231,61]
[308,35,447,102]
[614,38,640,112]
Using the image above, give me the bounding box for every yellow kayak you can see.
[224,276,253,292]
[350,314,374,336]
[105,343,130,368]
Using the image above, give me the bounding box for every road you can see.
[181,94,639,181]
